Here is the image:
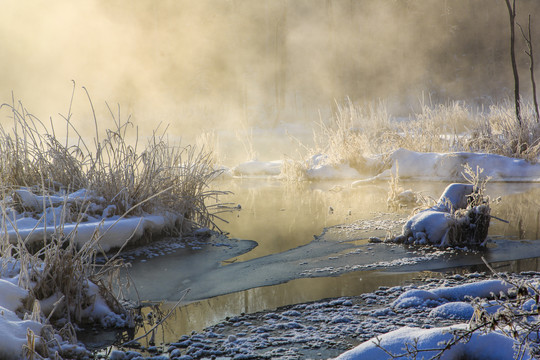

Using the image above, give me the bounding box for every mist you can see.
[1,0,540,142]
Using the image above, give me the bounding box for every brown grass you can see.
[283,97,540,180]
[0,88,230,356]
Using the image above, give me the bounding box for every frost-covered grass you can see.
[280,98,540,181]
[0,94,227,234]
[0,195,132,359]
[0,91,230,358]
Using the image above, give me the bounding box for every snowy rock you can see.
[392,280,512,309]
[109,350,126,360]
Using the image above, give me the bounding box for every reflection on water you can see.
[133,270,423,347]
[489,186,540,240]
[215,179,390,261]
[215,180,540,262]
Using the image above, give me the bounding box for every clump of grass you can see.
[0,90,228,234]
[467,100,540,161]
[280,157,308,181]
[313,98,390,166]
[0,190,133,359]
[441,164,492,247]
[386,162,421,210]
[0,87,230,356]
[291,97,540,181]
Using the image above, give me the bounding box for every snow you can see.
[305,154,362,179]
[2,143,540,357]
[105,273,538,360]
[81,281,130,328]
[337,279,521,359]
[7,214,172,252]
[0,188,170,357]
[428,302,475,320]
[391,183,490,246]
[356,148,540,183]
[233,160,283,176]
[432,183,475,212]
[0,264,128,358]
[0,278,43,360]
[4,188,176,252]
[336,324,525,360]
[392,279,512,308]
[226,148,540,183]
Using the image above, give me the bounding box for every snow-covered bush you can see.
[390,165,491,247]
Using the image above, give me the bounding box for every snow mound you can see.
[366,148,540,182]
[305,154,361,179]
[338,280,525,360]
[428,301,475,320]
[0,279,43,360]
[391,183,490,247]
[335,324,528,360]
[233,160,283,176]
[392,280,512,309]
[4,188,176,252]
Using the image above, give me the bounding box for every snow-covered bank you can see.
[229,148,540,183]
[0,188,174,358]
[0,261,127,359]
[360,148,540,183]
[5,188,177,252]
[337,324,522,360]
[0,278,43,359]
[337,278,527,359]
[102,272,539,360]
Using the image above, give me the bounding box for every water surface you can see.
[94,180,540,348]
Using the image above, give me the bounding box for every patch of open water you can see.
[85,180,540,351]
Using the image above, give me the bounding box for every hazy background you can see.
[1,0,540,160]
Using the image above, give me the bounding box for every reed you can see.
[289,97,540,180]
[0,91,227,233]
[0,89,229,356]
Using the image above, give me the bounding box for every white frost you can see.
[392,279,512,308]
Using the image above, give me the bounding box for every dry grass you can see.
[467,100,540,161]
[284,97,540,180]
[0,92,228,232]
[0,186,132,359]
[0,88,230,356]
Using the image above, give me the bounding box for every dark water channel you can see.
[87,179,540,351]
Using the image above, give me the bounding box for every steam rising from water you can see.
[1,0,539,139]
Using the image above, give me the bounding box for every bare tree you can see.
[518,14,540,123]
[505,0,522,127]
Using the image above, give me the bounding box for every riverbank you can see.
[95,269,539,359]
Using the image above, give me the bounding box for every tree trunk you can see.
[519,14,540,123]
[505,0,522,127]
